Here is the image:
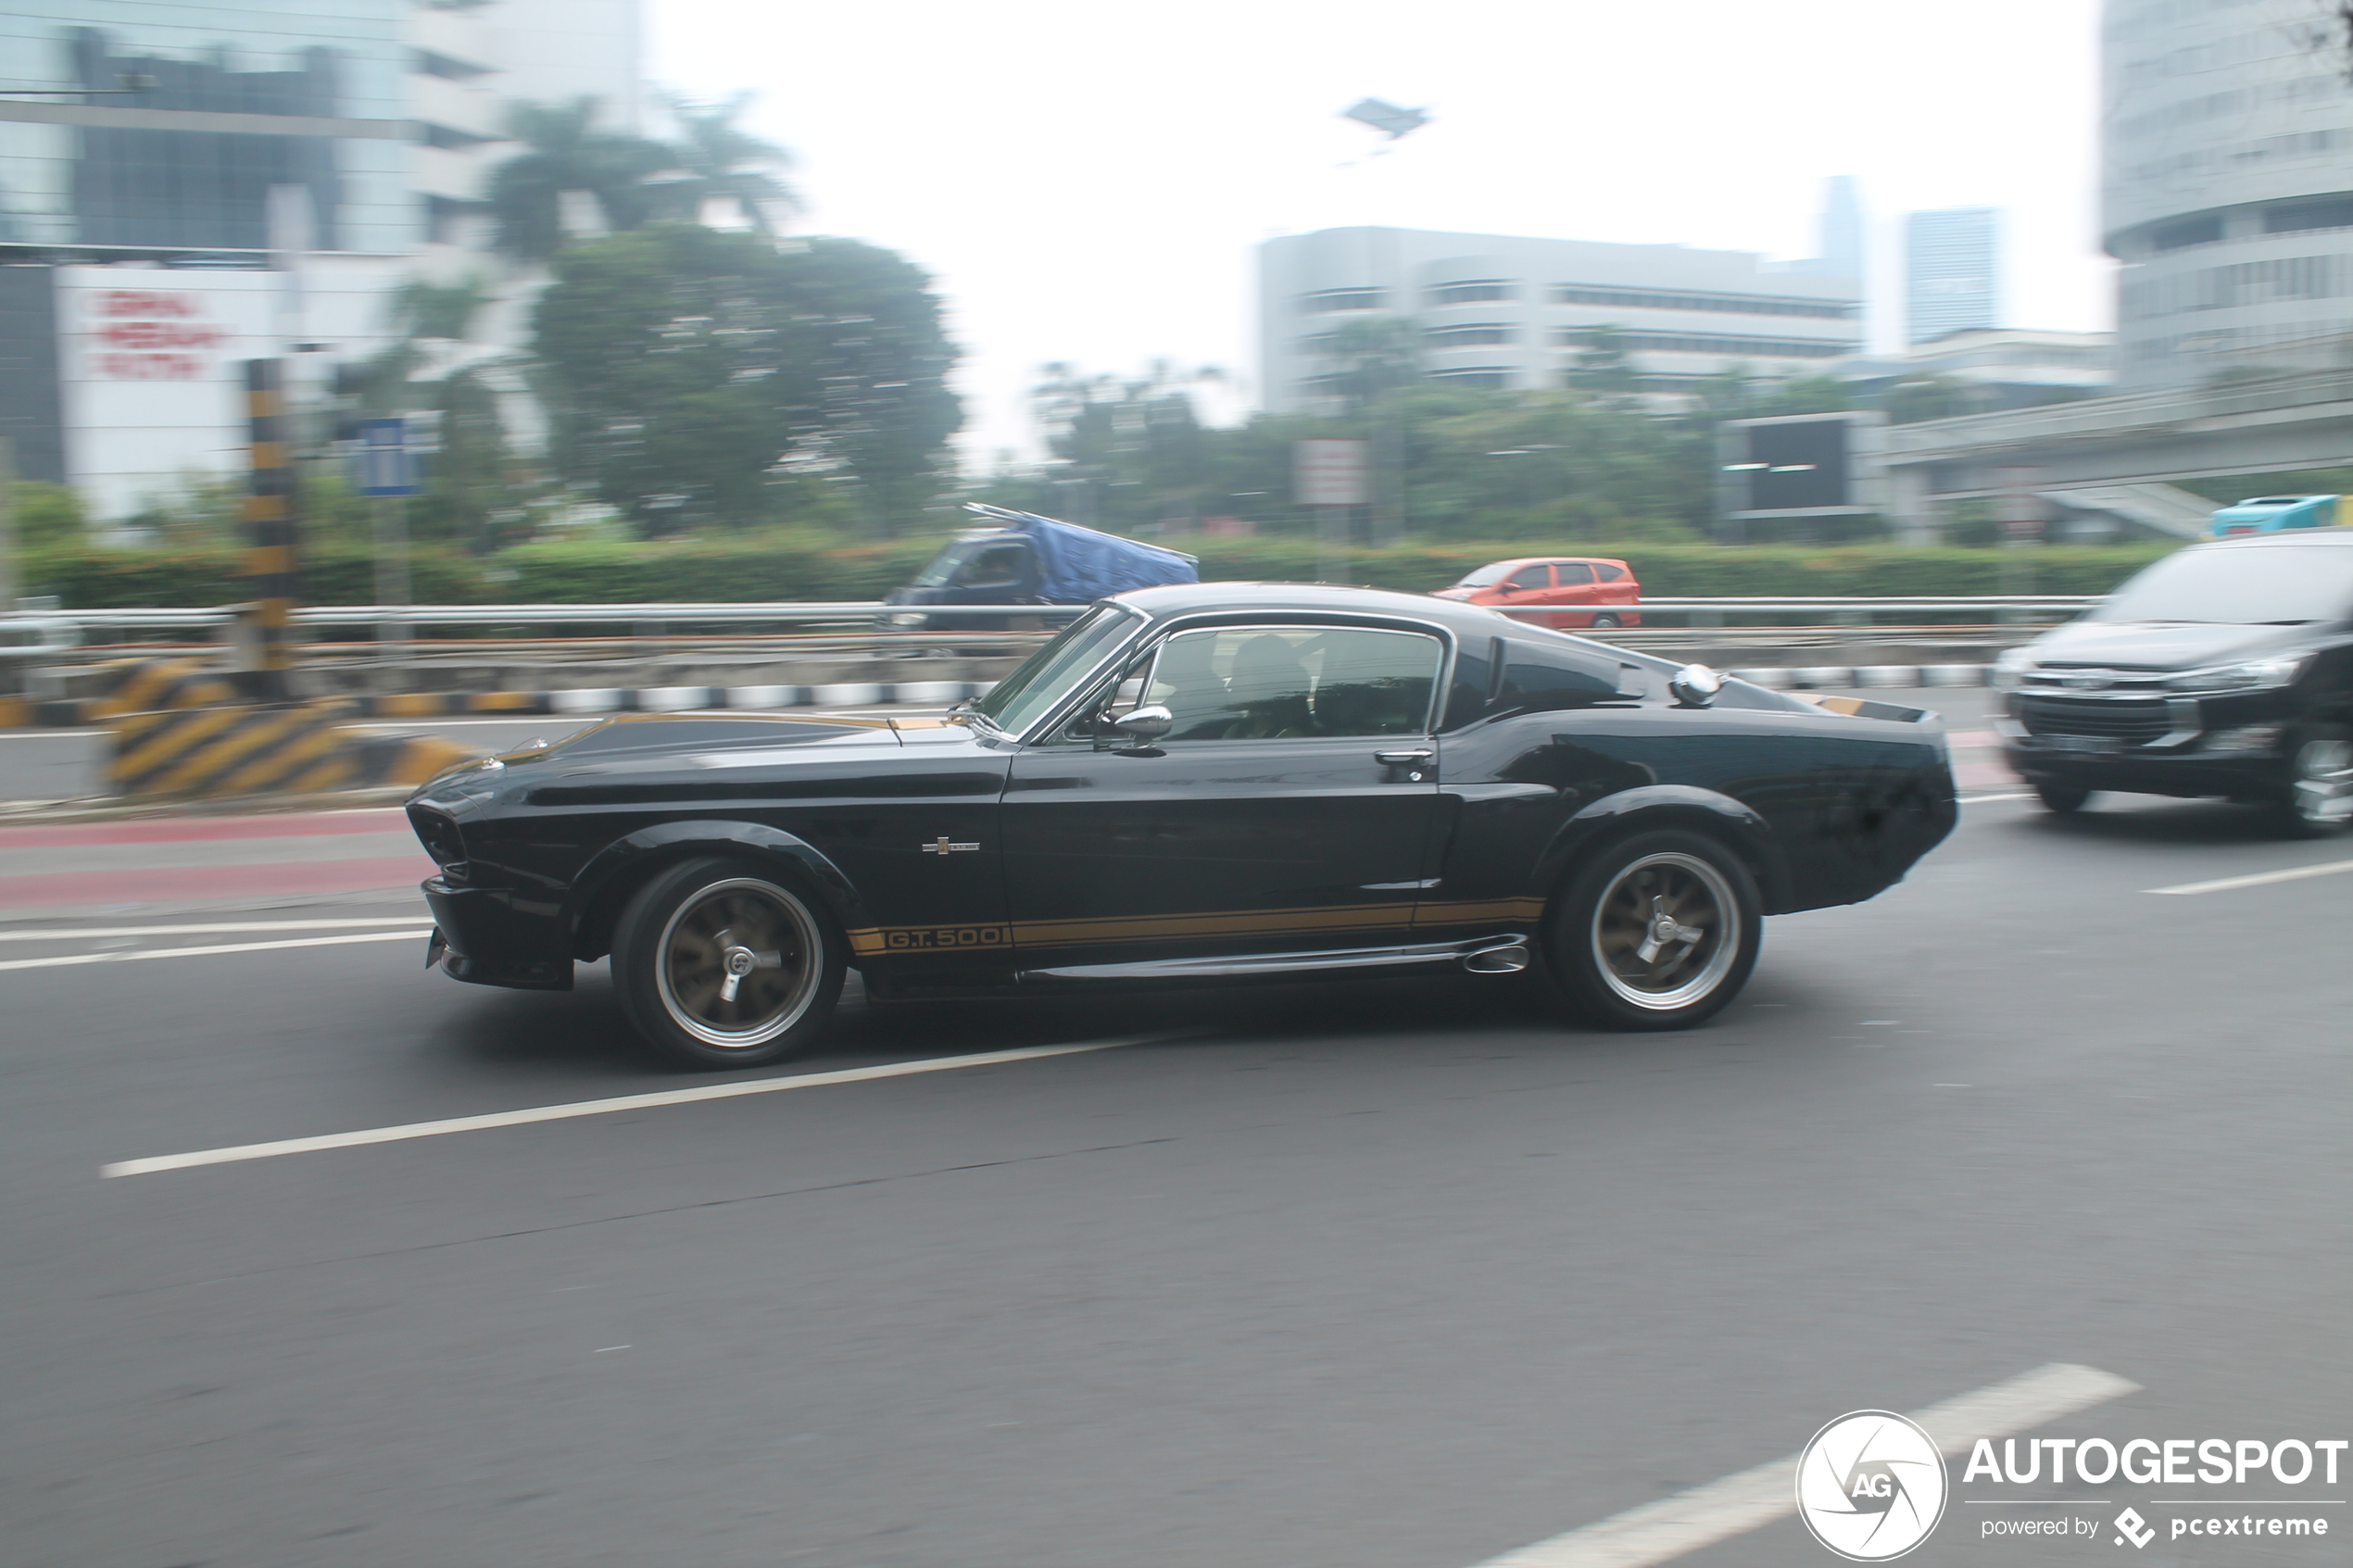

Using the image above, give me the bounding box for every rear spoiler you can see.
[1792,692,1936,724]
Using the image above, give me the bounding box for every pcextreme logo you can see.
[1797,1411,1951,1561]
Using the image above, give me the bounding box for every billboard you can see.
[1718,410,1887,525]
[1293,438,1371,507]
[55,262,406,521]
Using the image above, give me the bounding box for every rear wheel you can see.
[2033,782,2092,814]
[1590,613,1623,630]
[611,857,844,1068]
[1540,829,1761,1030]
[2268,728,2353,838]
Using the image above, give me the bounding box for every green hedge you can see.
[20,536,2183,609]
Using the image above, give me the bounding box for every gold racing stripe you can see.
[846,897,1546,959]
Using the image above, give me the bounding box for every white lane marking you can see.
[102,1036,1174,1178]
[1,929,422,972]
[1959,792,2035,804]
[1465,1362,2137,1568]
[0,918,434,942]
[2146,858,2353,896]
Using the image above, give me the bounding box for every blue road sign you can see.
[356,417,421,496]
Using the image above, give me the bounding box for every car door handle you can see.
[1375,749,1435,765]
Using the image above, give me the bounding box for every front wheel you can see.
[1589,613,1623,630]
[1540,829,1761,1030]
[2268,729,2353,838]
[611,858,845,1068]
[2033,782,2093,814]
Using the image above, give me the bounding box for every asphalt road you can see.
[3,709,2347,1568]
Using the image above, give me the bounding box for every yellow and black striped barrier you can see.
[242,358,299,694]
[107,701,481,799]
[109,700,361,797]
[90,657,240,718]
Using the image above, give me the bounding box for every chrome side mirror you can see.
[1113,704,1173,742]
[1669,663,1722,709]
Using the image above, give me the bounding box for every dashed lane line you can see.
[2146,858,2353,896]
[101,1036,1179,1178]
[1,928,422,972]
[1464,1362,2138,1568]
[0,917,434,941]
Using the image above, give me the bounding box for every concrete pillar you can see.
[1887,465,1940,546]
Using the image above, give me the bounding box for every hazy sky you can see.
[648,0,2111,465]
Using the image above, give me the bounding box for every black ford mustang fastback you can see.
[409,583,1957,1066]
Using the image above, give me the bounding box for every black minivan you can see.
[1995,530,2353,834]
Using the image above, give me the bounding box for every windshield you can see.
[2091,546,2353,626]
[1455,562,1512,587]
[969,603,1139,734]
[912,543,975,588]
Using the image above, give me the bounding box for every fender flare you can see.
[1541,784,1792,913]
[565,820,870,960]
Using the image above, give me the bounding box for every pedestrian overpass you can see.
[1880,367,2353,542]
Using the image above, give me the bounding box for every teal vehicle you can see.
[2210,494,2345,537]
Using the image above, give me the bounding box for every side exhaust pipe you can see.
[1462,939,1530,974]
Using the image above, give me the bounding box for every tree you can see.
[1564,324,1642,406]
[1315,315,1422,415]
[668,91,800,235]
[484,98,693,262]
[1026,359,1225,530]
[532,223,959,534]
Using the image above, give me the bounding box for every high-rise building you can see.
[1905,207,1999,345]
[0,0,641,517]
[1260,226,1860,416]
[1786,175,1865,284]
[2104,0,2353,389]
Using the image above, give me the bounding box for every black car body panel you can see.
[409,583,1957,1000]
[1995,532,2353,804]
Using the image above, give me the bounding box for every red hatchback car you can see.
[1431,557,1642,630]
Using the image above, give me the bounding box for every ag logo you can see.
[1795,1411,1948,1561]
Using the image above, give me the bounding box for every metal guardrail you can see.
[1,595,2098,663]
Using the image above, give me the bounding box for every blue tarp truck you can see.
[2209,494,2346,536]
[882,504,1201,632]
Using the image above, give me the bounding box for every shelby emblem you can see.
[919,837,980,855]
[1795,1411,1948,1561]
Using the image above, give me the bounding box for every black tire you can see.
[1590,613,1623,629]
[610,857,845,1069]
[2265,726,2353,838]
[1539,828,1762,1031]
[2033,782,2092,814]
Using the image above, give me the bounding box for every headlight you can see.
[2161,657,2307,693]
[1991,646,2036,690]
[887,611,925,628]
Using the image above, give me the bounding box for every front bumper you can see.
[1996,688,2292,801]
[422,877,573,990]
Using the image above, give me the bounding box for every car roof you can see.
[1115,580,1513,633]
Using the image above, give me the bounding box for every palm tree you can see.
[668,91,800,235]
[485,97,689,262]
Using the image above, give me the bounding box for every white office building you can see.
[2104,0,2353,388]
[0,0,642,519]
[1258,226,1862,416]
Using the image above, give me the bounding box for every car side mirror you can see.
[1669,663,1722,709]
[1495,582,1516,593]
[1113,705,1173,742]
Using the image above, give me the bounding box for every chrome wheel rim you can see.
[2291,738,2353,825]
[653,877,822,1049]
[1590,852,1742,1011]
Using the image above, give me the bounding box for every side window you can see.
[1554,562,1595,585]
[1595,563,1626,583]
[956,545,1026,588]
[1441,636,1497,731]
[1508,564,1552,591]
[1492,638,1638,714]
[1145,626,1442,741]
